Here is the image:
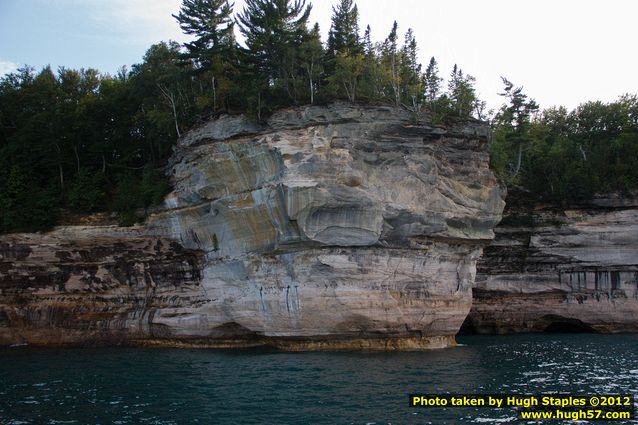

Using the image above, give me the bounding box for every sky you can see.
[1,0,637,111]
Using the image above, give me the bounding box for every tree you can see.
[328,52,364,102]
[237,0,312,107]
[58,67,101,175]
[423,57,442,103]
[362,25,373,55]
[447,64,479,118]
[399,28,423,110]
[131,42,185,138]
[299,23,324,104]
[492,77,539,180]
[173,0,235,69]
[0,166,58,232]
[0,57,188,232]
[68,169,106,213]
[381,21,401,106]
[359,25,381,100]
[173,0,237,112]
[327,0,362,58]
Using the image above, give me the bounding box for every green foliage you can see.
[113,174,142,226]
[358,26,382,101]
[491,77,539,182]
[491,92,638,204]
[173,0,235,64]
[327,52,364,102]
[140,167,171,209]
[172,0,238,113]
[237,0,312,110]
[67,169,106,213]
[399,28,423,109]
[299,23,324,104]
[423,57,442,104]
[113,168,170,226]
[447,65,479,118]
[428,95,456,126]
[327,0,362,58]
[380,21,401,106]
[0,46,182,232]
[0,166,58,233]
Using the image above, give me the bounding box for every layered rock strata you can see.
[465,192,638,334]
[0,227,204,346]
[0,104,504,349]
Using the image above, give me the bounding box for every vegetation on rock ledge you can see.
[491,81,638,205]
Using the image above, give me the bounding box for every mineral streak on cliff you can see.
[0,103,504,349]
[465,191,638,334]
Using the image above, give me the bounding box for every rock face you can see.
[465,191,638,334]
[0,228,204,345]
[0,103,504,349]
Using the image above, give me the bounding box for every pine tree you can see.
[237,0,312,107]
[381,21,401,106]
[359,25,381,100]
[495,77,539,178]
[173,0,235,69]
[327,0,362,57]
[423,56,442,103]
[173,0,237,112]
[399,28,423,109]
[299,23,324,104]
[447,64,478,118]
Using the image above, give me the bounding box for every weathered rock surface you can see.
[465,191,638,334]
[0,227,205,346]
[0,103,504,349]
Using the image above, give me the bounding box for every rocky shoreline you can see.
[0,103,504,350]
[2,104,636,350]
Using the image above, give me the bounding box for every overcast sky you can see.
[1,0,636,110]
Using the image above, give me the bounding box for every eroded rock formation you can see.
[465,191,638,334]
[0,103,504,349]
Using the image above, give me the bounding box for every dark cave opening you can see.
[543,318,596,333]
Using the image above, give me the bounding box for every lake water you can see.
[1,334,637,424]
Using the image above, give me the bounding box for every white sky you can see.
[1,0,637,111]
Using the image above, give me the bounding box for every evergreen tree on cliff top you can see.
[173,0,236,70]
[381,21,400,106]
[423,56,442,103]
[327,0,362,57]
[325,0,364,101]
[299,22,324,104]
[399,28,423,109]
[237,0,312,110]
[173,0,238,111]
[494,77,539,179]
[447,64,479,118]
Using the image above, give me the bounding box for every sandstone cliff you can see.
[465,190,638,334]
[0,103,504,349]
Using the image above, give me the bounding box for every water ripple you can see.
[0,334,636,424]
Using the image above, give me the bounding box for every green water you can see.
[1,334,637,424]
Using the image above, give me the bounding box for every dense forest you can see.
[1,0,637,233]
